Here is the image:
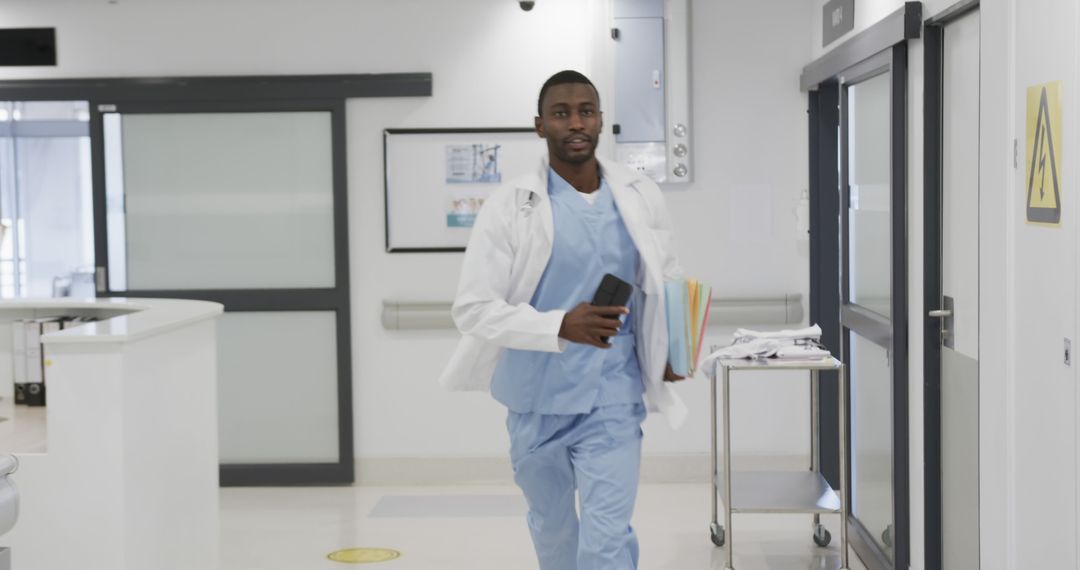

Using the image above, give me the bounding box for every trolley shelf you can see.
[714,470,841,514]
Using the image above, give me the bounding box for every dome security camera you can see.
[519,1,535,11]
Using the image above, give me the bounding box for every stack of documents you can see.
[665,278,713,377]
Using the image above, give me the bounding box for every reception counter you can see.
[0,298,223,570]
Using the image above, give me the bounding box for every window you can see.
[0,100,94,298]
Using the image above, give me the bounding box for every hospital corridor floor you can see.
[219,483,864,570]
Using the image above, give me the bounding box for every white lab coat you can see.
[438,156,689,428]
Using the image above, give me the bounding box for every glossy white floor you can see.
[0,402,45,454]
[219,483,866,570]
[0,403,866,569]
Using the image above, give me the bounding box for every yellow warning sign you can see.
[1026,81,1063,225]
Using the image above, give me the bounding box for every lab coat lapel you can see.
[517,157,553,245]
[535,160,554,248]
[511,159,554,300]
[602,159,663,294]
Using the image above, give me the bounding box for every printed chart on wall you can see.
[1026,81,1063,226]
[384,128,546,252]
[445,144,502,227]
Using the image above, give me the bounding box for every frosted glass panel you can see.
[117,112,335,290]
[847,73,892,318]
[850,331,893,559]
[217,311,339,464]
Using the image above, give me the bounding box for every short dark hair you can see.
[537,70,599,116]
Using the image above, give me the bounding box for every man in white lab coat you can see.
[439,70,687,569]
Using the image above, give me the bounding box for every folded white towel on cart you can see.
[698,324,830,376]
[732,325,822,342]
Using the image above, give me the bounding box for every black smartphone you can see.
[591,273,633,342]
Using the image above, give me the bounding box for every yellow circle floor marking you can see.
[327,548,401,564]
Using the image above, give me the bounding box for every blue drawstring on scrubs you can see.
[491,168,645,569]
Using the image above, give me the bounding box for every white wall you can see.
[978,3,1011,569]
[1008,0,1079,567]
[660,0,813,460]
[0,0,814,466]
[985,0,1080,566]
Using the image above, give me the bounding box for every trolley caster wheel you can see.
[710,523,726,547]
[812,528,832,547]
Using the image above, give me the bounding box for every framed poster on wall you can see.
[383,128,546,252]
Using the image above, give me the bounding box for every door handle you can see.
[933,297,956,349]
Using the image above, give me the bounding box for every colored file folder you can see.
[665,278,713,376]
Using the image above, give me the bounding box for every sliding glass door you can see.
[839,47,909,570]
[92,100,354,485]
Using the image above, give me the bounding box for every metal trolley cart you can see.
[708,355,850,570]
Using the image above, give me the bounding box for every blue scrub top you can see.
[491,168,644,415]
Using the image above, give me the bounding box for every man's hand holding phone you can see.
[559,303,628,348]
[559,274,635,348]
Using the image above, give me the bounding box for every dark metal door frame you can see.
[808,81,842,489]
[91,97,355,486]
[923,1,981,568]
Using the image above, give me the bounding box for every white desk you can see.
[0,298,223,570]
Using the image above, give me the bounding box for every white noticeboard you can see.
[383,128,547,252]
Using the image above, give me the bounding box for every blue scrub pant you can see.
[507,403,646,570]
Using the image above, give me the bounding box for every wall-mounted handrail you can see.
[381,294,804,330]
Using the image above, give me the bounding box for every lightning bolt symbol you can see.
[1039,142,1048,200]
